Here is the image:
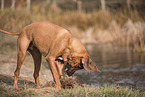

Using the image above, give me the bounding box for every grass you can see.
[0,5,144,52]
[0,85,38,97]
[0,73,144,97]
[0,6,144,31]
[93,19,145,52]
[0,81,144,97]
[54,85,145,97]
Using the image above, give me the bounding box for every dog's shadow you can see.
[0,74,35,88]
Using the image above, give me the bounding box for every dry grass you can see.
[93,20,145,52]
[77,19,145,52]
[0,6,144,53]
[0,6,144,31]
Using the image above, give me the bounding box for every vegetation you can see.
[0,75,144,97]
[0,1,145,96]
[0,5,145,52]
[54,85,145,97]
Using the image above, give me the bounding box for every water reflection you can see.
[74,44,145,90]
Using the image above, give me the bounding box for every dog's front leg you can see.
[45,56,61,89]
[61,54,70,78]
[55,60,64,79]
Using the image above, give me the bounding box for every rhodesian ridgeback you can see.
[0,21,100,89]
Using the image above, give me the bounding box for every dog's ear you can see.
[82,58,90,73]
[89,61,100,72]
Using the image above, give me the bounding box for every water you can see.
[74,44,145,90]
[0,44,145,90]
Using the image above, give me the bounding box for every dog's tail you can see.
[0,29,20,36]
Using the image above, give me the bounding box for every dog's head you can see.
[64,56,100,76]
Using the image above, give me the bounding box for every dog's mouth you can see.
[65,69,76,76]
[64,64,76,76]
[64,64,72,72]
[64,64,84,76]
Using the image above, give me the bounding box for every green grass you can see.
[54,85,145,97]
[0,83,144,97]
[0,85,39,97]
[0,73,144,97]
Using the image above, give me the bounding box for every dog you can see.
[0,21,100,89]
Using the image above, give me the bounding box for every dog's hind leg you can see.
[13,36,30,89]
[28,46,42,88]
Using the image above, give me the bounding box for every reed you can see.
[0,6,144,52]
[90,20,145,52]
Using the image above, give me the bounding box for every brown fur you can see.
[0,21,100,89]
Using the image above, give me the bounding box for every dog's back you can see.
[21,21,71,56]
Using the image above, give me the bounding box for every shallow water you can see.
[0,44,145,89]
[75,44,145,90]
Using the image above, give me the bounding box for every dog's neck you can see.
[69,37,89,58]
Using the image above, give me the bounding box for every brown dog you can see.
[0,21,100,89]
